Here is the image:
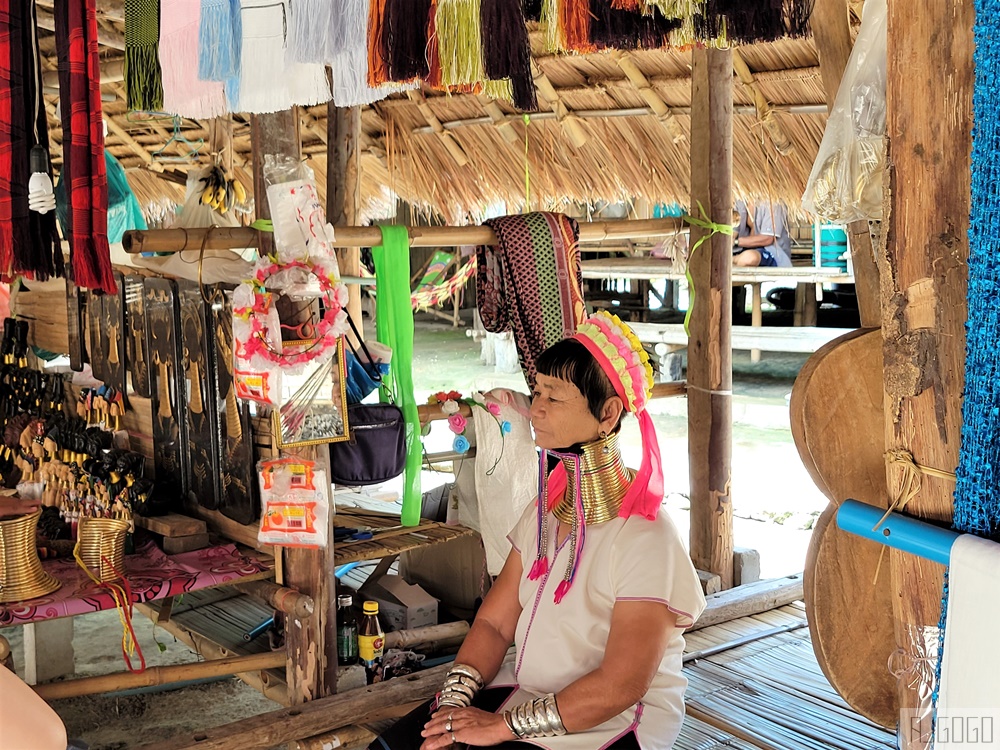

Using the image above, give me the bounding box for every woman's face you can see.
[530,373,603,450]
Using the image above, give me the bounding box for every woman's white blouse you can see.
[490,500,707,749]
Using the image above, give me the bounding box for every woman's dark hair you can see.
[535,338,618,423]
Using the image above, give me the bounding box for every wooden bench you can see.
[629,322,853,380]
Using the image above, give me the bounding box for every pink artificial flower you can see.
[448,414,468,434]
[487,402,502,417]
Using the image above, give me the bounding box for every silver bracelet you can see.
[438,663,484,708]
[506,694,567,738]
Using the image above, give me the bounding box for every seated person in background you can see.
[370,311,706,750]
[732,200,793,268]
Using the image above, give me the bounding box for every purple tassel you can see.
[589,0,681,51]
[480,0,537,111]
[384,0,431,81]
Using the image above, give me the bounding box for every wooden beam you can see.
[687,47,734,589]
[612,51,686,143]
[32,651,286,701]
[475,95,519,144]
[692,574,803,630]
[36,7,125,50]
[105,117,161,170]
[809,0,881,327]
[530,59,589,148]
[121,218,686,253]
[328,105,364,337]
[883,1,973,747]
[731,49,793,156]
[133,663,453,750]
[405,89,470,166]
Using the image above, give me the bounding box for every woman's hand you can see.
[420,706,513,748]
[0,497,38,518]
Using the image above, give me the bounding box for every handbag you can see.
[329,402,406,486]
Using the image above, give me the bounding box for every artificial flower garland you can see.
[427,390,512,474]
[233,256,350,371]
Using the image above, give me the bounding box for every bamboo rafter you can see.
[612,51,686,144]
[732,48,794,156]
[530,59,590,148]
[406,89,471,167]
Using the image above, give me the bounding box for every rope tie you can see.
[680,201,734,336]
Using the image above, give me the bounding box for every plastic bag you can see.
[257,458,330,548]
[801,0,886,223]
[263,155,337,264]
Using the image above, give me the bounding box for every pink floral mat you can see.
[0,537,272,626]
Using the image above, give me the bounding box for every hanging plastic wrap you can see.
[263,155,337,264]
[257,458,330,547]
[801,0,887,224]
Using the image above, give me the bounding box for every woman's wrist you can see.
[437,663,484,708]
[505,694,568,738]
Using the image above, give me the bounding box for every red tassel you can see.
[610,0,639,9]
[426,0,442,89]
[528,556,549,580]
[554,579,571,603]
[367,0,389,86]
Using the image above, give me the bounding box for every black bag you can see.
[329,402,406,486]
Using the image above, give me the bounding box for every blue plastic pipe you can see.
[836,499,961,566]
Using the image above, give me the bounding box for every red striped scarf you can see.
[54,0,117,293]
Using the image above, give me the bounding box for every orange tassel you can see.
[425,0,442,89]
[367,0,390,86]
[561,0,594,52]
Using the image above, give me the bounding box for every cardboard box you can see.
[359,574,438,632]
[401,532,490,617]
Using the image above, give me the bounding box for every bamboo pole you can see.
[32,651,286,701]
[121,218,685,254]
[476,95,519,144]
[406,90,471,167]
[293,725,376,750]
[531,60,589,148]
[731,49,794,156]
[233,580,314,620]
[687,47,734,589]
[133,663,453,750]
[383,621,470,651]
[612,52,686,144]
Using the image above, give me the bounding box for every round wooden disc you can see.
[804,504,897,728]
[791,328,898,728]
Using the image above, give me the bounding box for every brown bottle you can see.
[358,601,384,684]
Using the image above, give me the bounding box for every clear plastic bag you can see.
[257,458,331,548]
[263,155,337,264]
[802,0,887,223]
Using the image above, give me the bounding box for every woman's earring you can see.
[600,430,610,454]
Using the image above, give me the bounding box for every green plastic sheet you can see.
[373,226,422,527]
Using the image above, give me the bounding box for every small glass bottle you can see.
[358,600,385,684]
[336,595,358,666]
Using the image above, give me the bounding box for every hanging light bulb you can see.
[27,145,55,215]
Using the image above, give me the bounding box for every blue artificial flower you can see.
[501,421,512,434]
[453,434,471,454]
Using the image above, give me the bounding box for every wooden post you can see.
[883,1,973,746]
[251,108,339,703]
[328,105,364,338]
[810,0,881,327]
[687,47,734,589]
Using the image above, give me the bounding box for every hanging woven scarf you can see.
[0,0,61,281]
[372,226,422,528]
[160,0,227,119]
[481,0,537,111]
[476,213,586,389]
[286,0,332,65]
[238,0,330,114]
[54,0,117,293]
[198,0,241,110]
[124,0,164,111]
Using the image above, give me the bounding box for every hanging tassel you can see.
[523,0,542,20]
[385,0,432,81]
[559,0,594,53]
[436,0,487,86]
[286,0,333,65]
[529,449,550,581]
[330,0,415,106]
[367,0,390,86]
[124,0,165,111]
[160,0,227,119]
[198,0,242,110]
[589,0,682,50]
[425,0,443,88]
[697,0,812,44]
[481,0,537,111]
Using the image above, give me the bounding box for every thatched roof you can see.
[36,3,862,225]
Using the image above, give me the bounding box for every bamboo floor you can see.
[145,596,894,749]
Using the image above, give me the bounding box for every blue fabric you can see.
[344,350,389,404]
[198,0,241,109]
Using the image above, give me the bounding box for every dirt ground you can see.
[0,314,828,749]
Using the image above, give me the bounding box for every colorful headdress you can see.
[529,311,665,603]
